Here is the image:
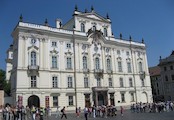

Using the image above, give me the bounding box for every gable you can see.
[85,14,102,21]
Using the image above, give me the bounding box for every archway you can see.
[28,95,40,108]
[98,94,104,106]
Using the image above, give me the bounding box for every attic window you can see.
[81,23,85,32]
[103,28,108,37]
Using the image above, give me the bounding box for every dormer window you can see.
[103,28,108,37]
[52,41,57,47]
[81,23,85,32]
[92,25,96,31]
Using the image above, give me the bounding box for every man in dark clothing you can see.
[61,107,67,119]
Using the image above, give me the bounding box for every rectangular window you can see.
[52,76,58,88]
[126,51,130,56]
[108,78,113,87]
[97,78,101,87]
[172,75,174,80]
[130,93,134,102]
[53,96,58,107]
[52,41,57,47]
[120,78,124,87]
[165,76,168,81]
[66,43,71,49]
[121,93,125,102]
[31,76,37,87]
[68,77,73,88]
[84,77,89,88]
[118,61,122,72]
[141,79,145,87]
[52,56,57,68]
[164,67,167,71]
[129,78,133,87]
[67,57,72,69]
[68,96,73,106]
[127,62,132,73]
[170,66,173,70]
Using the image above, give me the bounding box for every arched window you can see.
[103,28,108,37]
[31,51,36,66]
[83,56,87,69]
[95,58,100,69]
[81,23,85,32]
[138,62,143,72]
[92,25,96,31]
[107,59,111,70]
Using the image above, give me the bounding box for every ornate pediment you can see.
[28,45,39,51]
[50,48,59,54]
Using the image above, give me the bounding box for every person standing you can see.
[120,106,124,117]
[61,107,67,119]
[55,106,60,118]
[84,106,88,120]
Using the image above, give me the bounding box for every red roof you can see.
[149,66,161,76]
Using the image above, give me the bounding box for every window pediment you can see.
[28,46,39,51]
[50,48,59,54]
[117,57,122,61]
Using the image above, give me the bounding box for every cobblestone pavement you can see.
[45,110,174,120]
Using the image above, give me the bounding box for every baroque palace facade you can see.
[7,7,152,110]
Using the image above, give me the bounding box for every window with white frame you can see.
[130,93,134,102]
[31,76,37,87]
[108,78,113,87]
[119,78,124,87]
[67,57,72,69]
[107,59,111,70]
[97,78,101,87]
[81,23,85,32]
[68,96,73,106]
[52,41,57,47]
[138,62,143,72]
[31,51,36,66]
[84,77,89,88]
[129,78,133,87]
[121,93,125,102]
[118,61,122,72]
[95,58,100,70]
[67,76,73,88]
[53,96,58,107]
[52,76,58,88]
[66,43,71,49]
[127,62,132,73]
[141,79,145,87]
[83,56,87,69]
[52,56,57,68]
[103,28,108,37]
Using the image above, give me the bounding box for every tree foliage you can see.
[0,69,11,96]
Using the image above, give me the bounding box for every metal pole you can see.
[130,42,138,103]
[73,28,77,108]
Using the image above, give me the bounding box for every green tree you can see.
[0,69,11,96]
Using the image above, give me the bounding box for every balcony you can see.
[83,68,90,73]
[27,65,39,76]
[139,71,145,79]
[94,69,103,78]
[106,69,113,74]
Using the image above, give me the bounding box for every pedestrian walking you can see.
[60,107,67,119]
[55,106,60,118]
[84,106,88,120]
[120,106,124,117]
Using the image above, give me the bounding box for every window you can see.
[170,66,173,70]
[164,67,167,71]
[130,93,134,102]
[117,50,120,55]
[81,23,85,32]
[108,78,113,87]
[83,56,87,69]
[165,75,168,81]
[121,93,125,102]
[127,62,132,73]
[95,58,100,70]
[126,51,130,56]
[97,78,101,87]
[138,62,143,72]
[53,96,58,107]
[68,96,73,106]
[129,78,133,87]
[103,28,107,37]
[67,77,73,88]
[92,25,96,31]
[66,43,71,49]
[141,79,145,87]
[52,41,57,47]
[120,78,124,87]
[31,76,36,87]
[84,77,89,88]
[118,61,122,72]
[172,75,174,80]
[52,76,58,88]
[67,57,72,69]
[107,59,111,70]
[52,56,57,68]
[31,51,36,66]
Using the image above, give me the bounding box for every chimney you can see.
[56,19,62,28]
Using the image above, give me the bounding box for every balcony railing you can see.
[83,68,90,73]
[106,69,113,74]
[28,65,39,70]
[94,69,104,74]
[139,71,145,79]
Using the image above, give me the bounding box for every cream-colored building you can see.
[9,7,152,110]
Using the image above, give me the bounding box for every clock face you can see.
[31,39,36,44]
[94,46,98,52]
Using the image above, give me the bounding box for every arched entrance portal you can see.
[98,94,104,106]
[28,95,40,108]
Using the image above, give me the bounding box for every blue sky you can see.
[0,0,174,70]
